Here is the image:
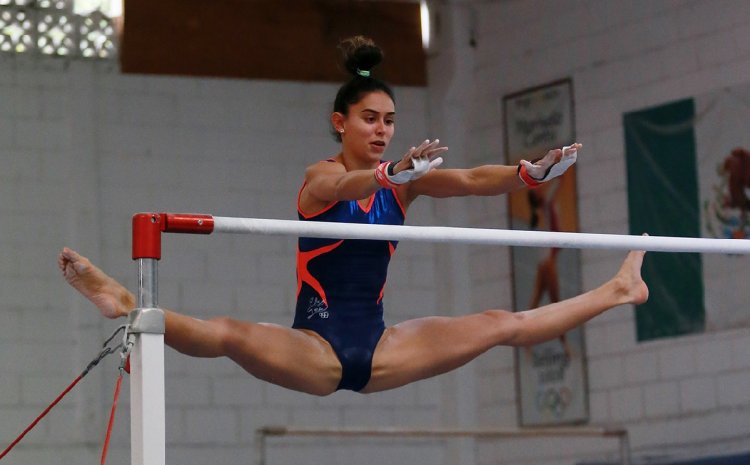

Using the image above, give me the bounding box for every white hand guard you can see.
[518,145,578,187]
[375,156,444,188]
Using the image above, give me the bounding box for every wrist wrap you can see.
[517,163,542,188]
[375,162,399,188]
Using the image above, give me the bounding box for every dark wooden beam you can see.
[121,0,426,86]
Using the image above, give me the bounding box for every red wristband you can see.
[375,162,399,188]
[517,163,542,188]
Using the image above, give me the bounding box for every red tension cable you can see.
[0,374,85,460]
[100,374,124,465]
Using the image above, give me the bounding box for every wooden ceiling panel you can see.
[121,0,426,86]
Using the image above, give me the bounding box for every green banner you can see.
[624,99,705,341]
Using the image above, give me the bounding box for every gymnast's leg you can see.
[360,249,648,393]
[57,248,342,395]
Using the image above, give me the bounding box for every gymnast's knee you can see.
[207,316,248,355]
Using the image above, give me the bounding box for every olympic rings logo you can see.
[535,386,572,418]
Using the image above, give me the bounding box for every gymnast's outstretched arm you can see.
[302,139,448,205]
[403,143,581,202]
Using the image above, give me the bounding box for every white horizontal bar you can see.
[212,217,750,254]
[257,426,627,438]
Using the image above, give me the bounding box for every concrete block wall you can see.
[0,53,448,464]
[457,1,750,464]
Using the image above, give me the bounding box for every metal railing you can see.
[255,425,631,465]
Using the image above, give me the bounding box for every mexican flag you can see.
[624,84,750,341]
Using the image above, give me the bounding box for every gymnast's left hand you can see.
[520,143,581,184]
[390,139,448,183]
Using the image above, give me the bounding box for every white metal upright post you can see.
[129,258,165,465]
[130,214,168,465]
[130,331,165,465]
[128,212,215,464]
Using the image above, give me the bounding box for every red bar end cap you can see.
[132,213,163,260]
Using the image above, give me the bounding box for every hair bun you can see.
[339,36,383,77]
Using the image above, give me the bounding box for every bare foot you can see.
[58,247,134,319]
[613,249,649,305]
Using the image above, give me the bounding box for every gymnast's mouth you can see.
[369,141,387,152]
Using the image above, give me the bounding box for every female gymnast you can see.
[58,36,648,396]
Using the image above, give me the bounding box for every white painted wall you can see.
[2,1,750,464]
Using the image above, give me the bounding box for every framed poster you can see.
[502,79,589,426]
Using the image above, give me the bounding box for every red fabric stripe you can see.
[391,188,407,217]
[377,242,397,304]
[296,240,344,306]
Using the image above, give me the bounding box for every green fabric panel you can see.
[624,99,705,341]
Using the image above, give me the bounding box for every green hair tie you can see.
[356,69,371,77]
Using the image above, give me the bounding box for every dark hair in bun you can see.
[332,36,395,142]
[340,35,383,77]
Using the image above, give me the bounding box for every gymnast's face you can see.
[338,90,395,164]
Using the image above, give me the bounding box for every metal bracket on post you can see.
[127,308,165,334]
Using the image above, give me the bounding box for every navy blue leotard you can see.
[294,173,405,391]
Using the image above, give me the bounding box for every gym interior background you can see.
[1,1,750,464]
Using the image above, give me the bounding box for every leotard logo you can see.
[306,297,329,319]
